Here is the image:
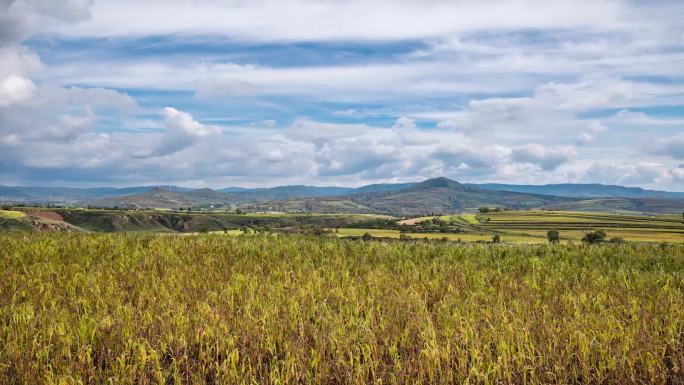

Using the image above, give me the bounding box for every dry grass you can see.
[1,233,682,384]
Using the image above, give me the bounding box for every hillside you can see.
[347,177,573,215]
[244,177,684,215]
[86,183,432,210]
[0,209,85,232]
[225,185,355,202]
[246,178,574,215]
[0,185,193,204]
[88,187,237,209]
[221,183,417,201]
[472,183,684,199]
[2,208,389,233]
[4,179,684,215]
[3,180,684,207]
[543,197,684,214]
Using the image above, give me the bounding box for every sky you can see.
[1,0,684,189]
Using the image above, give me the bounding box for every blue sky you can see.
[1,0,684,189]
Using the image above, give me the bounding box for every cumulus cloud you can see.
[288,119,369,144]
[1,0,683,190]
[649,134,684,160]
[583,163,670,185]
[153,107,221,156]
[511,144,576,171]
[0,85,138,146]
[0,75,35,107]
[0,0,92,45]
[671,166,684,183]
[577,121,608,145]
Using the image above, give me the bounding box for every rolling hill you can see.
[3,178,684,215]
[347,178,573,215]
[246,178,574,215]
[88,187,237,209]
[0,185,193,204]
[245,177,684,215]
[471,183,684,199]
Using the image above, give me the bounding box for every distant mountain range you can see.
[469,183,684,200]
[2,178,684,214]
[246,178,572,215]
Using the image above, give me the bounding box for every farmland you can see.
[1,233,682,384]
[338,210,684,244]
[475,210,684,243]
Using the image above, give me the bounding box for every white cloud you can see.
[0,75,35,107]
[153,107,221,156]
[511,144,576,171]
[577,121,608,145]
[0,46,42,78]
[288,119,369,144]
[41,0,658,43]
[650,134,684,160]
[0,85,138,144]
[583,162,670,185]
[1,0,684,190]
[0,0,92,45]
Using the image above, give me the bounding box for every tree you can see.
[362,232,373,241]
[492,234,501,243]
[547,229,560,243]
[1,205,12,211]
[235,208,243,215]
[582,230,606,244]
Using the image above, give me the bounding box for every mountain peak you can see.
[416,177,463,190]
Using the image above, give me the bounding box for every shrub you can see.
[492,234,501,243]
[547,229,560,243]
[582,230,607,244]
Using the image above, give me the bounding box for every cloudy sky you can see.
[1,0,684,189]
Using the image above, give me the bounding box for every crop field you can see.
[334,228,523,242]
[337,210,684,244]
[1,233,682,384]
[387,211,684,243]
[474,211,684,243]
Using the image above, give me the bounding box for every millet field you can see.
[0,233,682,384]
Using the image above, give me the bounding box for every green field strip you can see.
[0,210,26,219]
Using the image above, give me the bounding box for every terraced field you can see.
[338,211,684,243]
[474,211,684,242]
